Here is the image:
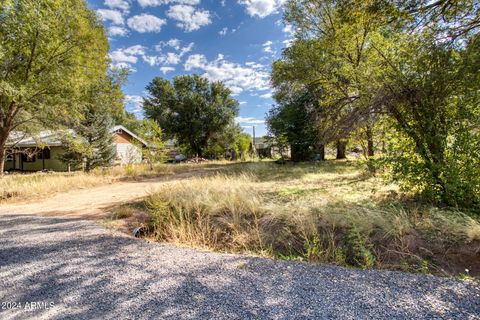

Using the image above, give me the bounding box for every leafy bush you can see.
[386,127,480,210]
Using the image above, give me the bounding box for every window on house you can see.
[38,148,51,160]
[22,153,36,162]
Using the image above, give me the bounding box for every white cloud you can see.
[150,40,194,66]
[165,52,181,65]
[142,55,164,66]
[125,95,144,114]
[110,42,191,69]
[105,0,130,12]
[262,40,273,53]
[260,92,272,99]
[156,38,182,51]
[184,54,208,70]
[111,62,137,72]
[283,24,294,35]
[160,66,175,74]
[110,45,149,71]
[110,47,141,64]
[124,45,147,56]
[179,42,194,55]
[184,54,270,94]
[108,26,129,36]
[96,9,124,25]
[127,14,166,33]
[245,61,264,69]
[238,0,284,18]
[219,27,228,36]
[137,0,165,6]
[239,101,247,105]
[138,0,200,6]
[167,5,211,32]
[235,116,265,124]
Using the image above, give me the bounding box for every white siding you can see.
[115,143,142,164]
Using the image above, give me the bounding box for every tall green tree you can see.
[143,75,239,157]
[0,0,109,173]
[60,107,115,172]
[280,0,480,206]
[266,90,320,162]
[59,72,125,172]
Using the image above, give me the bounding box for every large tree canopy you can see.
[143,74,239,157]
[0,0,110,173]
[270,0,480,207]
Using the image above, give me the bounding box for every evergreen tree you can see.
[60,107,116,172]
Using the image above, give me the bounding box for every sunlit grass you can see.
[144,161,480,276]
[0,161,231,203]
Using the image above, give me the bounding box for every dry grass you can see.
[0,161,230,203]
[144,161,480,276]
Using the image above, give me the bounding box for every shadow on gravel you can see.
[0,214,478,319]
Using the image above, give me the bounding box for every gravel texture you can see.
[0,213,479,320]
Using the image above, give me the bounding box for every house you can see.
[254,137,290,158]
[4,125,146,172]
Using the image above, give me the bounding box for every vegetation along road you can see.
[0,212,479,319]
[1,162,479,319]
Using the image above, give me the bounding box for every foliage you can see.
[143,161,480,276]
[58,70,126,172]
[0,0,110,173]
[137,119,166,169]
[59,107,116,172]
[204,123,253,160]
[266,90,319,161]
[143,74,239,157]
[236,132,252,161]
[271,0,480,208]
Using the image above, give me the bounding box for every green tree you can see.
[280,0,480,206]
[137,119,166,170]
[266,90,320,162]
[59,72,125,172]
[143,75,239,157]
[0,0,110,174]
[236,132,252,161]
[378,34,480,206]
[60,107,116,172]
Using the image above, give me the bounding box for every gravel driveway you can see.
[0,213,479,319]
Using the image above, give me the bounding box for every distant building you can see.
[254,137,290,158]
[4,125,146,172]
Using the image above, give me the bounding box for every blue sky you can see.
[87,0,294,137]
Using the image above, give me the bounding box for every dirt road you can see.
[0,172,200,219]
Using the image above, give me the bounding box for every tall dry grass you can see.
[0,161,229,203]
[144,162,480,274]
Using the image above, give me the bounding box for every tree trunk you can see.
[0,145,5,175]
[336,140,347,159]
[316,144,325,161]
[366,125,374,157]
[0,132,8,175]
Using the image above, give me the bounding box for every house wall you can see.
[4,157,13,170]
[4,147,69,172]
[4,131,144,171]
[112,132,143,164]
[113,132,132,144]
[115,143,142,164]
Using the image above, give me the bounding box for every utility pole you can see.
[252,125,256,159]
